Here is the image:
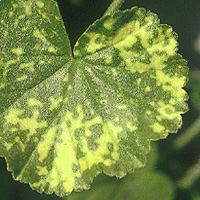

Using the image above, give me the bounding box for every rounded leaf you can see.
[0,2,188,197]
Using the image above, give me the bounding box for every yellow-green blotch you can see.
[150,122,165,133]
[11,48,24,56]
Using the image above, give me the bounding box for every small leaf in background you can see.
[0,0,188,197]
[118,169,175,200]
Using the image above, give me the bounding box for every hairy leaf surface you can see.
[0,0,188,197]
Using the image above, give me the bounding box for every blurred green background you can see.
[0,0,200,199]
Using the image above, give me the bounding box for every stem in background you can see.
[173,115,200,150]
[178,158,200,189]
[104,0,125,16]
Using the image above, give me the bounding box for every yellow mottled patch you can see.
[146,110,151,115]
[111,68,118,77]
[12,3,18,9]
[150,122,165,133]
[63,73,69,82]
[79,121,120,171]
[0,83,6,89]
[65,105,120,172]
[33,28,46,41]
[113,20,137,45]
[1,19,6,25]
[85,116,103,137]
[15,136,25,152]
[37,126,57,162]
[155,70,187,101]
[156,101,180,121]
[90,108,95,115]
[137,78,141,86]
[39,60,45,64]
[169,98,176,105]
[9,11,14,17]
[84,32,111,54]
[24,111,47,142]
[5,108,47,142]
[25,19,30,25]
[36,1,44,8]
[33,44,40,51]
[3,60,18,81]
[37,166,48,176]
[64,97,68,103]
[73,49,81,57]
[47,120,82,193]
[4,136,25,152]
[112,16,177,73]
[115,117,119,121]
[11,127,18,132]
[34,137,39,143]
[48,46,57,53]
[20,62,35,72]
[126,121,137,131]
[147,27,177,56]
[103,17,118,30]
[53,30,58,36]
[145,86,151,92]
[49,96,63,111]
[3,30,8,39]
[150,102,155,106]
[115,104,127,109]
[19,14,26,20]
[28,98,43,107]
[105,55,113,64]
[11,48,24,56]
[41,13,50,20]
[14,18,20,27]
[156,70,186,88]
[16,75,28,82]
[68,85,72,90]
[23,1,32,15]
[5,109,24,125]
[47,168,59,189]
[4,142,13,151]
[31,180,43,189]
[129,98,134,104]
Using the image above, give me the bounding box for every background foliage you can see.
[0,0,199,199]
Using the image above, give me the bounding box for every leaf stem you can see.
[173,115,200,150]
[104,0,125,16]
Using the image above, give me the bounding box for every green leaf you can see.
[117,169,175,200]
[0,0,188,197]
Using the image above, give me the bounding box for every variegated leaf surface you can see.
[0,0,188,197]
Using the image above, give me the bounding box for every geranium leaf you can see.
[0,0,188,197]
